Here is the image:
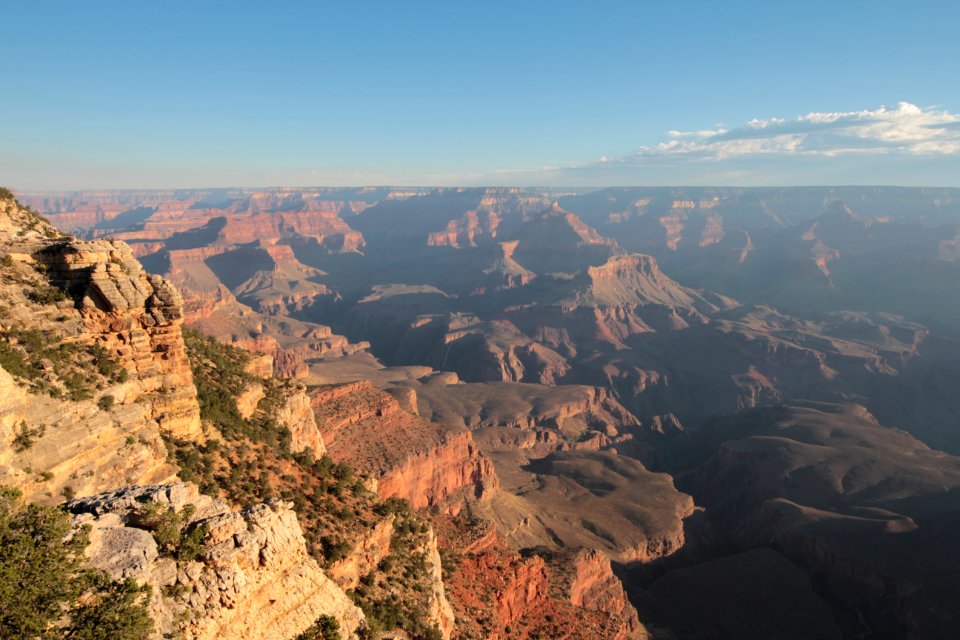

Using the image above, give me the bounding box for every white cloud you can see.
[608,102,960,165]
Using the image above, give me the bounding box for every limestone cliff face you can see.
[235,382,266,419]
[37,238,202,440]
[70,483,366,640]
[328,515,394,590]
[423,526,457,639]
[0,197,202,503]
[0,370,177,504]
[276,385,326,456]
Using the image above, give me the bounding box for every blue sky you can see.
[2,1,959,189]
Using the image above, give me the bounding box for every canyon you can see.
[5,185,960,638]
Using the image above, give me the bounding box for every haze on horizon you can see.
[2,1,960,190]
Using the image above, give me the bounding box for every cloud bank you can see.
[601,102,960,167]
[478,102,960,187]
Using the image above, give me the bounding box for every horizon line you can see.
[13,184,960,194]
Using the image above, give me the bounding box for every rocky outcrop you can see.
[310,381,398,437]
[311,382,498,511]
[235,382,266,420]
[440,521,653,640]
[510,204,617,275]
[0,383,178,504]
[564,549,647,640]
[37,239,203,440]
[276,385,326,456]
[0,197,202,503]
[479,240,537,292]
[494,555,551,629]
[441,331,571,385]
[427,209,501,248]
[216,211,365,253]
[376,431,498,511]
[328,515,394,590]
[499,253,739,352]
[70,483,366,640]
[486,451,694,564]
[416,379,640,438]
[423,526,457,639]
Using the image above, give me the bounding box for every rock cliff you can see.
[69,483,366,640]
[38,238,203,439]
[311,381,498,511]
[275,384,326,456]
[439,520,647,640]
[562,549,647,640]
[0,195,202,503]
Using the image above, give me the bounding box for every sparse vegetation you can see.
[26,285,67,305]
[0,188,58,237]
[183,328,293,451]
[296,615,341,640]
[168,330,445,638]
[137,502,207,562]
[0,329,128,399]
[12,422,46,452]
[0,486,153,639]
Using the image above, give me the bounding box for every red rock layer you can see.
[310,382,498,511]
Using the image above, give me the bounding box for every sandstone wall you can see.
[71,483,366,640]
[376,431,498,512]
[39,239,203,440]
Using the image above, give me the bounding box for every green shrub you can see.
[0,340,37,381]
[0,487,153,639]
[137,502,206,561]
[97,395,115,411]
[26,286,67,305]
[296,615,341,640]
[12,422,45,452]
[185,330,294,453]
[63,372,92,401]
[63,575,153,640]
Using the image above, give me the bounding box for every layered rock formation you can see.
[20,184,960,637]
[310,381,497,511]
[327,515,395,590]
[0,196,202,503]
[439,521,647,640]
[563,549,646,639]
[37,239,203,439]
[663,402,960,637]
[275,384,326,455]
[479,240,537,291]
[69,483,365,640]
[487,450,694,563]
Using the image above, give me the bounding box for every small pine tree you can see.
[296,614,341,640]
[0,487,154,639]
